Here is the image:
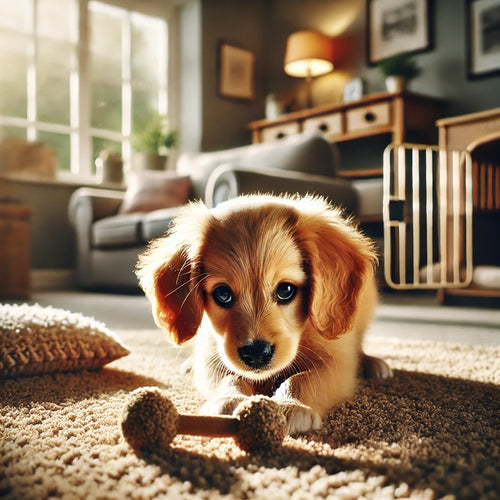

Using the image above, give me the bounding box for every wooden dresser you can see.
[248,90,443,177]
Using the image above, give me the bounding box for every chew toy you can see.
[121,387,287,453]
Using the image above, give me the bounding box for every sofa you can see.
[68,133,383,291]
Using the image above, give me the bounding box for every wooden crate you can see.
[0,203,31,299]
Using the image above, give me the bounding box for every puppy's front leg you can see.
[273,374,323,434]
[199,375,250,416]
[361,353,393,379]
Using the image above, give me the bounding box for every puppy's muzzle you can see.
[238,340,275,369]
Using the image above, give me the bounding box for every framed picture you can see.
[367,0,432,65]
[467,0,500,79]
[343,78,365,102]
[218,43,255,101]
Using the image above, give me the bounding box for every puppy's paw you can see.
[362,354,393,379]
[200,396,247,416]
[279,401,322,435]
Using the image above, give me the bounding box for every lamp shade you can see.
[284,30,334,78]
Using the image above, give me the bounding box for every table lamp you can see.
[284,30,334,108]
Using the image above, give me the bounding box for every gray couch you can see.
[68,133,382,291]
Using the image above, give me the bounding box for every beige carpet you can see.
[1,328,498,500]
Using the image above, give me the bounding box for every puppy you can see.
[137,195,391,434]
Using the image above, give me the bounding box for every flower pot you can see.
[385,76,406,92]
[95,151,123,185]
[133,152,168,171]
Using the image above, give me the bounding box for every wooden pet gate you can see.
[383,143,474,290]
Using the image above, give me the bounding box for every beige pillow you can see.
[119,171,191,214]
[0,303,130,379]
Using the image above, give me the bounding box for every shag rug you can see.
[1,326,499,500]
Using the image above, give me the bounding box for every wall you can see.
[200,0,269,151]
[188,0,500,152]
[180,0,269,152]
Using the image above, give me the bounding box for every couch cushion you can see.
[92,213,143,248]
[141,206,184,241]
[119,171,191,214]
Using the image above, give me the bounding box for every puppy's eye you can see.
[212,285,234,308]
[276,282,297,304]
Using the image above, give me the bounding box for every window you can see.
[0,0,170,180]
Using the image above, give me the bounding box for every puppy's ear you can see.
[296,202,376,339]
[136,204,210,344]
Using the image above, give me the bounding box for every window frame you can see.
[0,0,178,183]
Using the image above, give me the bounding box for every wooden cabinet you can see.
[0,203,31,298]
[248,90,443,177]
[437,108,500,306]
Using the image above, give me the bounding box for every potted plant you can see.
[132,114,178,171]
[377,54,421,92]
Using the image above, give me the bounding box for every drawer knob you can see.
[364,111,376,122]
[318,123,329,132]
[276,132,286,140]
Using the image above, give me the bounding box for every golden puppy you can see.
[137,195,391,434]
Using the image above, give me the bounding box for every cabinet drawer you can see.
[303,113,342,136]
[260,122,300,142]
[346,102,391,133]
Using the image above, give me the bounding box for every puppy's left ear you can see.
[136,202,211,345]
[296,206,377,339]
[137,237,204,344]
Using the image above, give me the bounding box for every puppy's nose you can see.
[238,340,275,369]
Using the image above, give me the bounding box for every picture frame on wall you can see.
[367,0,432,65]
[218,42,255,101]
[467,0,500,79]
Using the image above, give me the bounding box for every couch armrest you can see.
[68,188,126,287]
[204,164,359,215]
[68,187,125,227]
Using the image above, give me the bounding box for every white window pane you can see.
[0,126,26,141]
[37,130,70,171]
[0,32,28,118]
[90,56,121,86]
[89,3,123,60]
[89,3,122,86]
[0,0,33,32]
[131,13,167,84]
[89,2,123,132]
[37,0,78,42]
[132,84,159,134]
[91,83,122,131]
[37,40,72,124]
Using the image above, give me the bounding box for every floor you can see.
[11,289,500,346]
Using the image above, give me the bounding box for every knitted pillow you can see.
[0,303,130,379]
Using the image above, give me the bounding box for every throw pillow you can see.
[0,303,130,379]
[119,171,191,214]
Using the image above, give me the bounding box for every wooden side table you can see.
[0,203,31,299]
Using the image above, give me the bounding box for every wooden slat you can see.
[473,161,479,209]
